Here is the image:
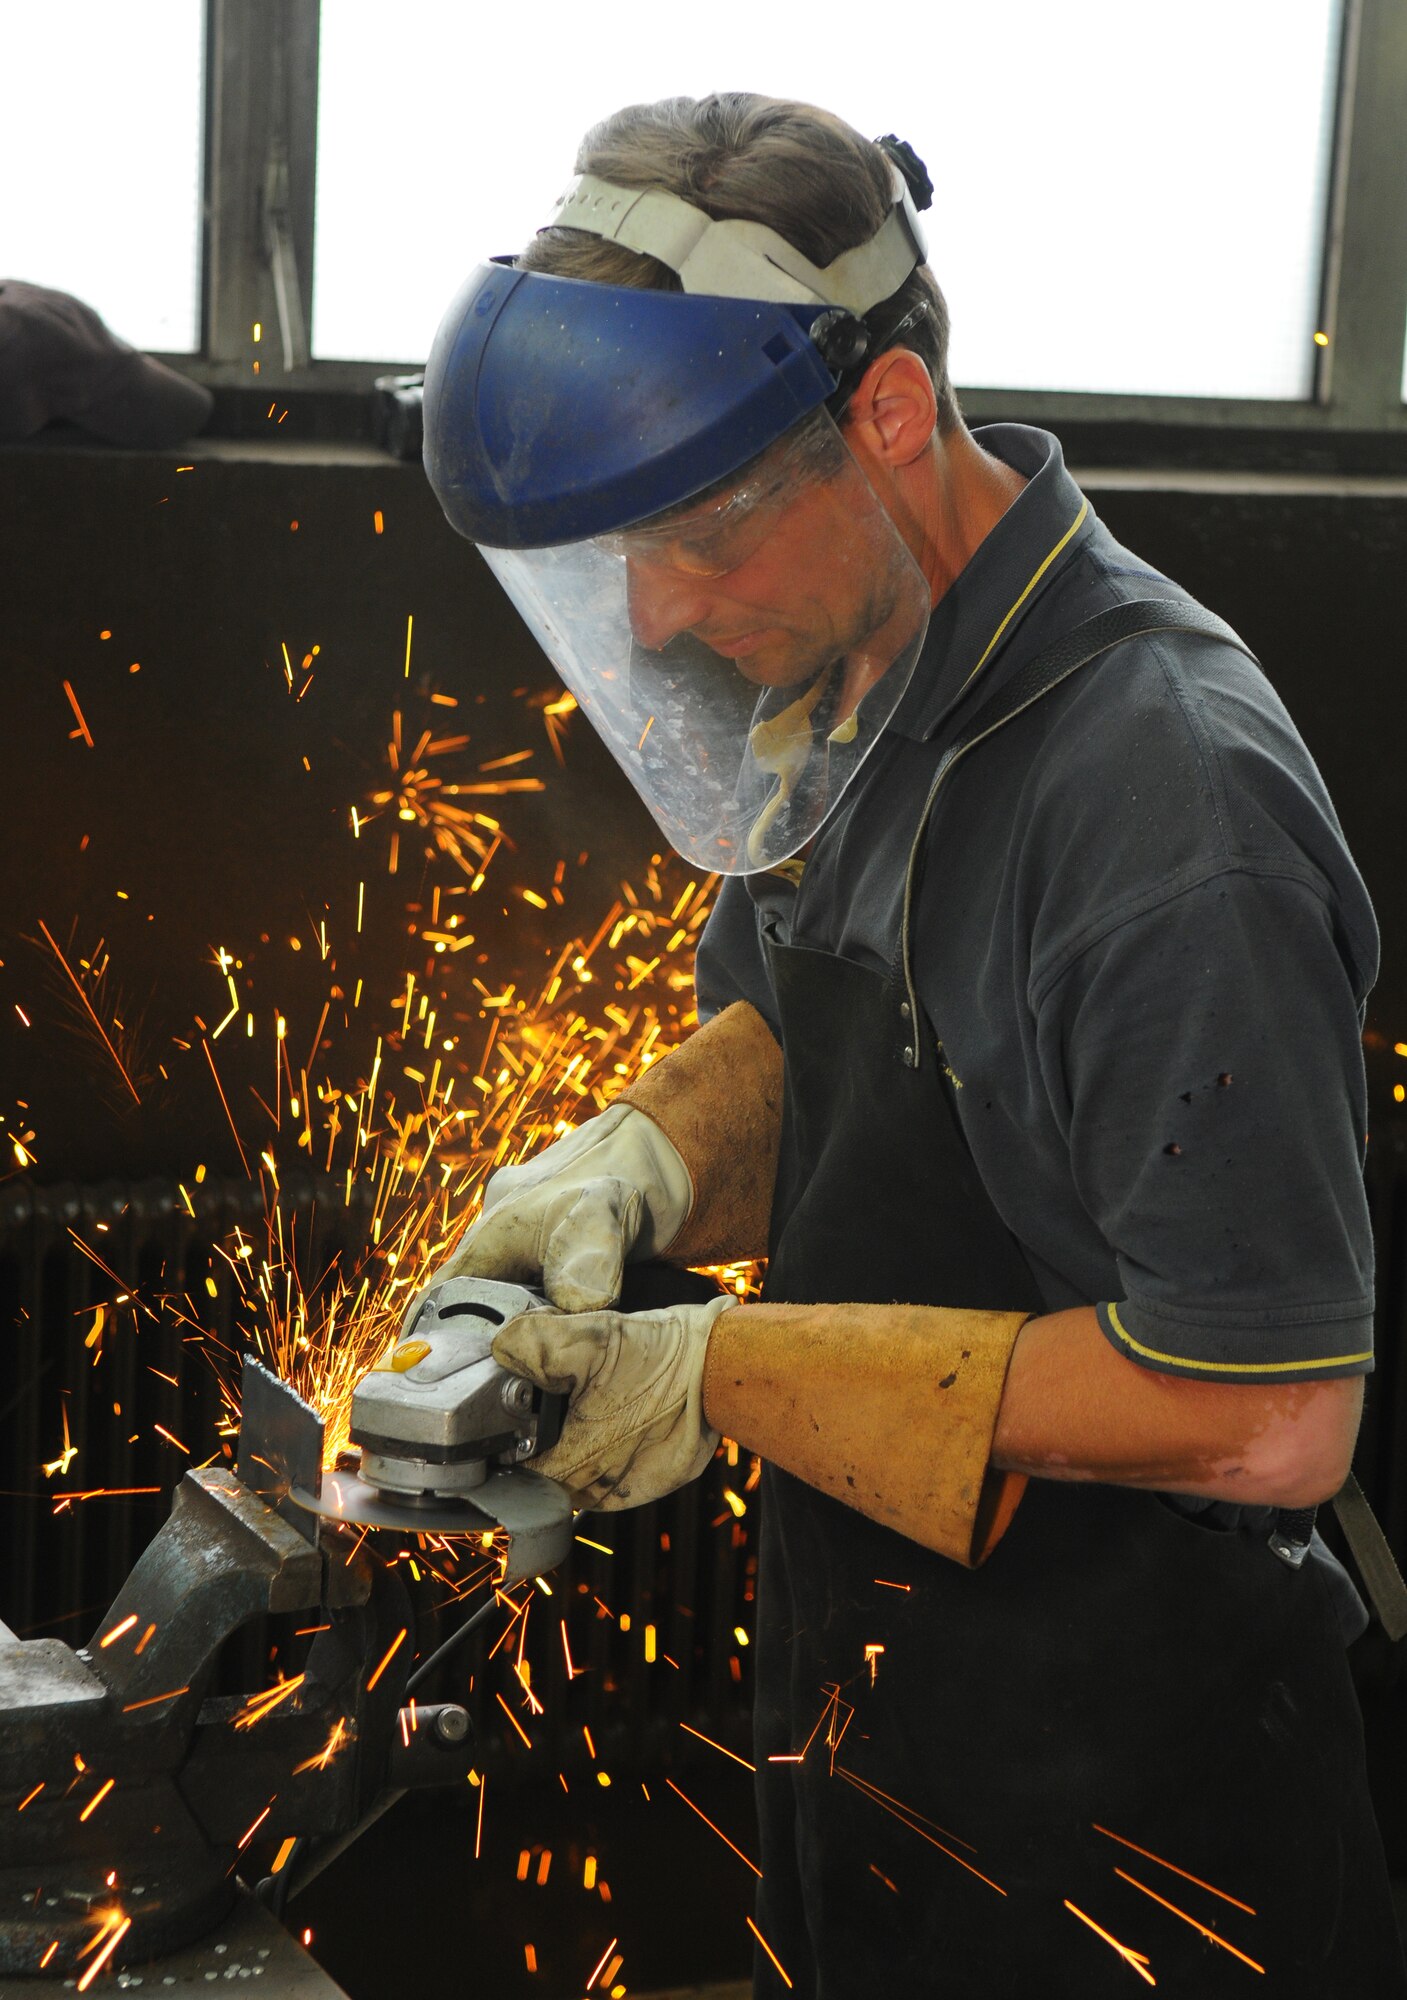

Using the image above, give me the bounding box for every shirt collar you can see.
[886,424,1096,742]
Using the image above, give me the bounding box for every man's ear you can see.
[842,348,937,468]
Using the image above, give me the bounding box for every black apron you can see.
[750,613,1405,1998]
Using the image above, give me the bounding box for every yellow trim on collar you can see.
[961,497,1090,693]
[1104,1300,1371,1375]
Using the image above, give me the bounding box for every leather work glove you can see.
[441,1102,694,1312]
[492,1293,740,1510]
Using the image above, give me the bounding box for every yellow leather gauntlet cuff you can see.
[704,1300,1032,1567]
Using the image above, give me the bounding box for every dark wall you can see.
[0,438,1402,1185]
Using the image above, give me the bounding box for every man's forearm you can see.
[703,1300,1361,1560]
[621,1000,783,1266]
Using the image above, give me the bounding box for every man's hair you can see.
[519,93,963,436]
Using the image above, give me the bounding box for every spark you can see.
[1091,1824,1255,1914]
[585,1936,619,1990]
[293,1717,350,1773]
[237,1801,275,1849]
[271,1837,298,1875]
[1114,1869,1265,1973]
[836,1768,1004,1896]
[637,714,655,750]
[233,1673,305,1729]
[680,1722,755,1772]
[121,1687,189,1713]
[574,1535,614,1555]
[495,1690,534,1748]
[874,1578,911,1591]
[665,1778,761,1877]
[98,1613,138,1648]
[37,920,141,1103]
[18,1783,44,1810]
[76,1915,131,1991]
[62,680,94,747]
[42,1401,78,1478]
[1063,1901,1156,1985]
[747,1916,794,1989]
[152,1423,189,1454]
[474,1770,487,1859]
[404,613,414,680]
[366,1628,408,1692]
[39,1941,59,1968]
[78,1776,115,1821]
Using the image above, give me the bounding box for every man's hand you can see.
[492,1293,739,1510]
[442,1102,693,1312]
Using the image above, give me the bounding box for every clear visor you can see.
[479,410,931,874]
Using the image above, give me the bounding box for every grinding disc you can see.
[288,1466,574,1583]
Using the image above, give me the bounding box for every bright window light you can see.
[314,0,1341,401]
[0,4,205,354]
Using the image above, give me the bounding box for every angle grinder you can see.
[289,1275,574,1581]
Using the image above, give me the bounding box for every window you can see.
[312,0,1341,402]
[1,3,205,353]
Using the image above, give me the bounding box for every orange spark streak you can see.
[18,1783,44,1810]
[237,1802,274,1849]
[62,680,94,747]
[559,1619,577,1680]
[121,1687,189,1713]
[37,921,140,1103]
[365,1629,407,1692]
[836,1770,1003,1896]
[680,1722,756,1773]
[874,1578,911,1591]
[233,1673,305,1729]
[78,1777,115,1822]
[1064,1901,1155,1985]
[664,1779,761,1878]
[585,1936,618,1990]
[1091,1824,1255,1915]
[39,1941,59,1968]
[637,714,655,750]
[495,1691,533,1748]
[201,1038,250,1173]
[474,1771,486,1859]
[99,1613,138,1648]
[271,1837,298,1875]
[76,1916,131,1991]
[153,1424,189,1455]
[747,1916,794,1989]
[1114,1869,1265,1973]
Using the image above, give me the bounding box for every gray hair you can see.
[519,93,962,436]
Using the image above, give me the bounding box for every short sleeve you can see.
[1035,867,1375,1381]
[695,876,781,1032]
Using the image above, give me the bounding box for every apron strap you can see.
[896,596,1257,1060]
[1333,1473,1407,1643]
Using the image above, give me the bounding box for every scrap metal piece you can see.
[237,1358,325,1545]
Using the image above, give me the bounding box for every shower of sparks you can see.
[1063,1901,1156,1986]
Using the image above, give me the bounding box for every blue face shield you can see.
[422,155,934,872]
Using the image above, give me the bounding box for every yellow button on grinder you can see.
[389,1338,432,1372]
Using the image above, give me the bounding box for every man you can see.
[420,94,1404,1995]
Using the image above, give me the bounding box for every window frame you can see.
[159,0,1407,465]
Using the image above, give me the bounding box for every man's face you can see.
[611,443,905,689]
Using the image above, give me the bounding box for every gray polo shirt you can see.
[697,424,1379,1386]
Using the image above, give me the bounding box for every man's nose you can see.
[625,558,712,653]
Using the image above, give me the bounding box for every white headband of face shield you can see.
[544,161,928,314]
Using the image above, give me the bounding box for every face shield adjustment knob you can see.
[809,309,870,376]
